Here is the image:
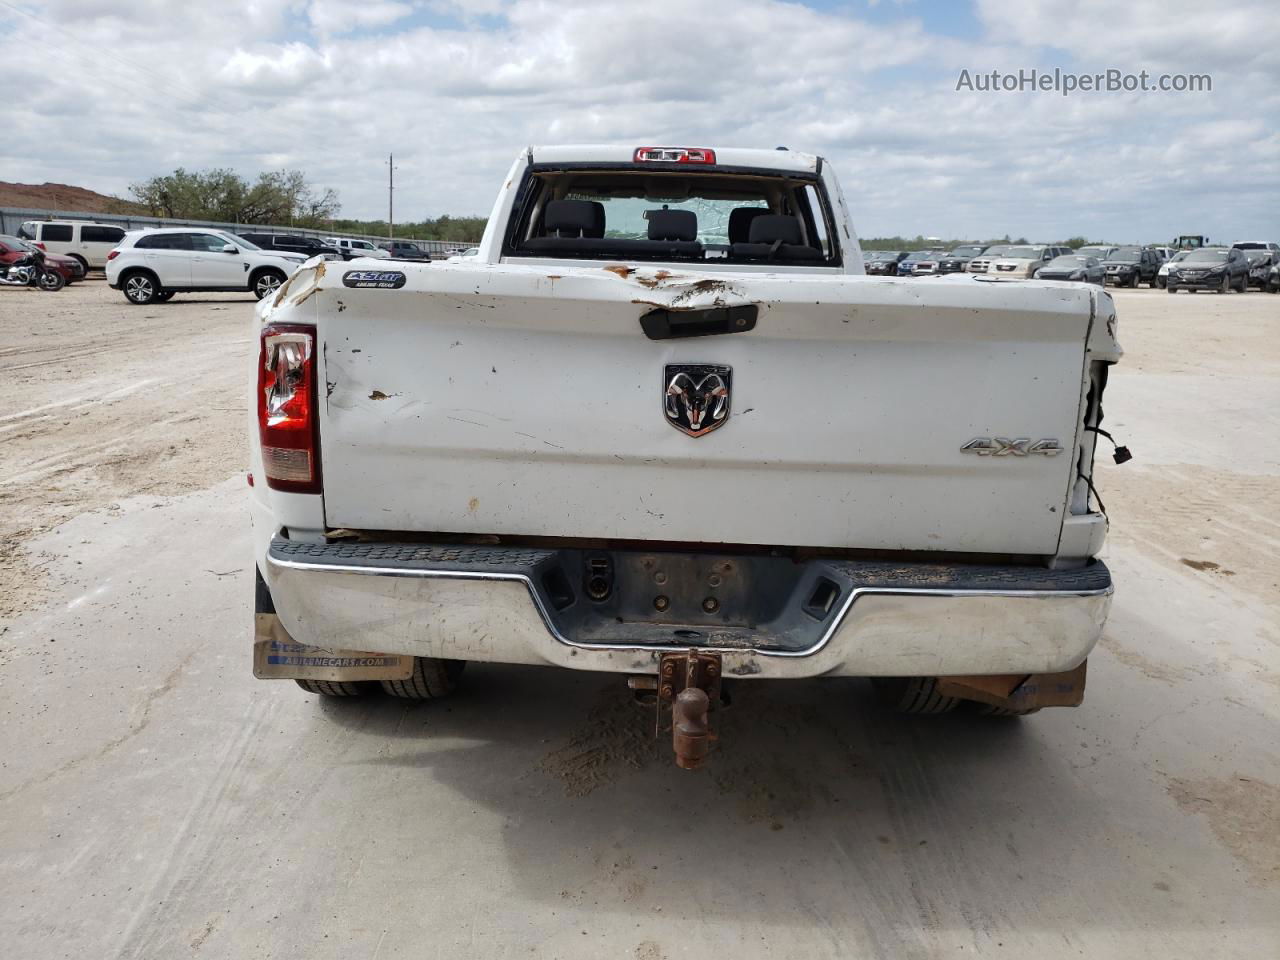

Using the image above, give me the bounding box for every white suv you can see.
[106,228,307,305]
[322,237,390,259]
[19,220,127,271]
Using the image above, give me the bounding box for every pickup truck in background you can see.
[250,145,1121,768]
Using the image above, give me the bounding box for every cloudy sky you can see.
[2,0,1277,242]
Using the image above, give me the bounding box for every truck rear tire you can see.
[972,703,1041,718]
[873,677,960,715]
[380,657,465,700]
[295,679,371,697]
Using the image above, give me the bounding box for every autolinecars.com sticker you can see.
[342,270,407,289]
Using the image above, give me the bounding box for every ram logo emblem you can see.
[961,437,1063,457]
[663,364,732,437]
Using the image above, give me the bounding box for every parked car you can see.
[1152,246,1175,262]
[864,251,907,275]
[896,249,948,276]
[966,245,1018,274]
[1243,250,1276,289]
[1166,247,1250,293]
[1157,250,1191,288]
[0,235,85,284]
[106,228,307,304]
[322,237,391,260]
[17,220,127,272]
[250,143,1122,757]
[1035,255,1104,285]
[936,244,988,274]
[1074,245,1117,262]
[238,233,341,260]
[1231,240,1279,254]
[987,245,1072,279]
[1267,262,1280,293]
[380,240,431,260]
[1102,246,1161,288]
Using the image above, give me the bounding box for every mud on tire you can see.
[380,657,466,700]
[295,679,371,697]
[873,677,960,715]
[970,703,1042,718]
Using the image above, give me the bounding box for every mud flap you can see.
[935,661,1087,711]
[252,612,414,682]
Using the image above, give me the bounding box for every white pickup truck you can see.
[250,145,1121,767]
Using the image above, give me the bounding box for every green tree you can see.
[130,168,340,226]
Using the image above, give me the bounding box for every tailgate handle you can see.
[639,305,757,340]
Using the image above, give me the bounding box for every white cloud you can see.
[0,0,1275,243]
[306,0,413,37]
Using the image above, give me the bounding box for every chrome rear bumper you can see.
[263,537,1112,679]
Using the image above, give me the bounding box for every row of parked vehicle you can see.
[862,240,1280,293]
[10,217,1278,303]
[11,219,460,271]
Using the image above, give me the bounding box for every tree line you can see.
[129,167,486,240]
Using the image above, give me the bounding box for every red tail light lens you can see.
[258,324,321,494]
[35,242,46,251]
[106,250,119,261]
[633,147,716,165]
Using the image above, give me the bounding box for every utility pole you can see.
[386,153,397,244]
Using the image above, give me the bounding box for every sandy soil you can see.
[0,280,250,618]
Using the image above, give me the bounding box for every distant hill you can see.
[0,181,147,215]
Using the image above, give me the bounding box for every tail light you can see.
[633,147,716,165]
[35,242,46,251]
[258,324,321,494]
[106,250,119,261]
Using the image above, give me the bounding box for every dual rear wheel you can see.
[295,656,465,701]
[872,677,1040,717]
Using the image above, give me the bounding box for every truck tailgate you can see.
[308,265,1095,555]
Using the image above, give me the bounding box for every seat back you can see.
[544,199,605,238]
[730,214,823,261]
[727,207,768,244]
[647,209,697,242]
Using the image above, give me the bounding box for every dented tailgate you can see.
[269,261,1099,555]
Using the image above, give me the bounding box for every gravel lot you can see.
[1,279,1277,958]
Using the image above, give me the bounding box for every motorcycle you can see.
[0,251,65,291]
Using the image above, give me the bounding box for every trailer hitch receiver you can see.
[657,650,721,769]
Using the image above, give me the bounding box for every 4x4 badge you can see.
[961,437,1062,456]
[663,364,731,437]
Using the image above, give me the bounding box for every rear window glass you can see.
[81,225,125,243]
[41,224,74,242]
[507,166,841,266]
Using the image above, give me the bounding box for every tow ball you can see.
[647,650,722,770]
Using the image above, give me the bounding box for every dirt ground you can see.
[0,281,248,618]
[0,279,1277,958]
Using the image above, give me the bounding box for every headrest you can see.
[748,215,803,245]
[544,199,602,238]
[727,207,768,244]
[647,209,697,242]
